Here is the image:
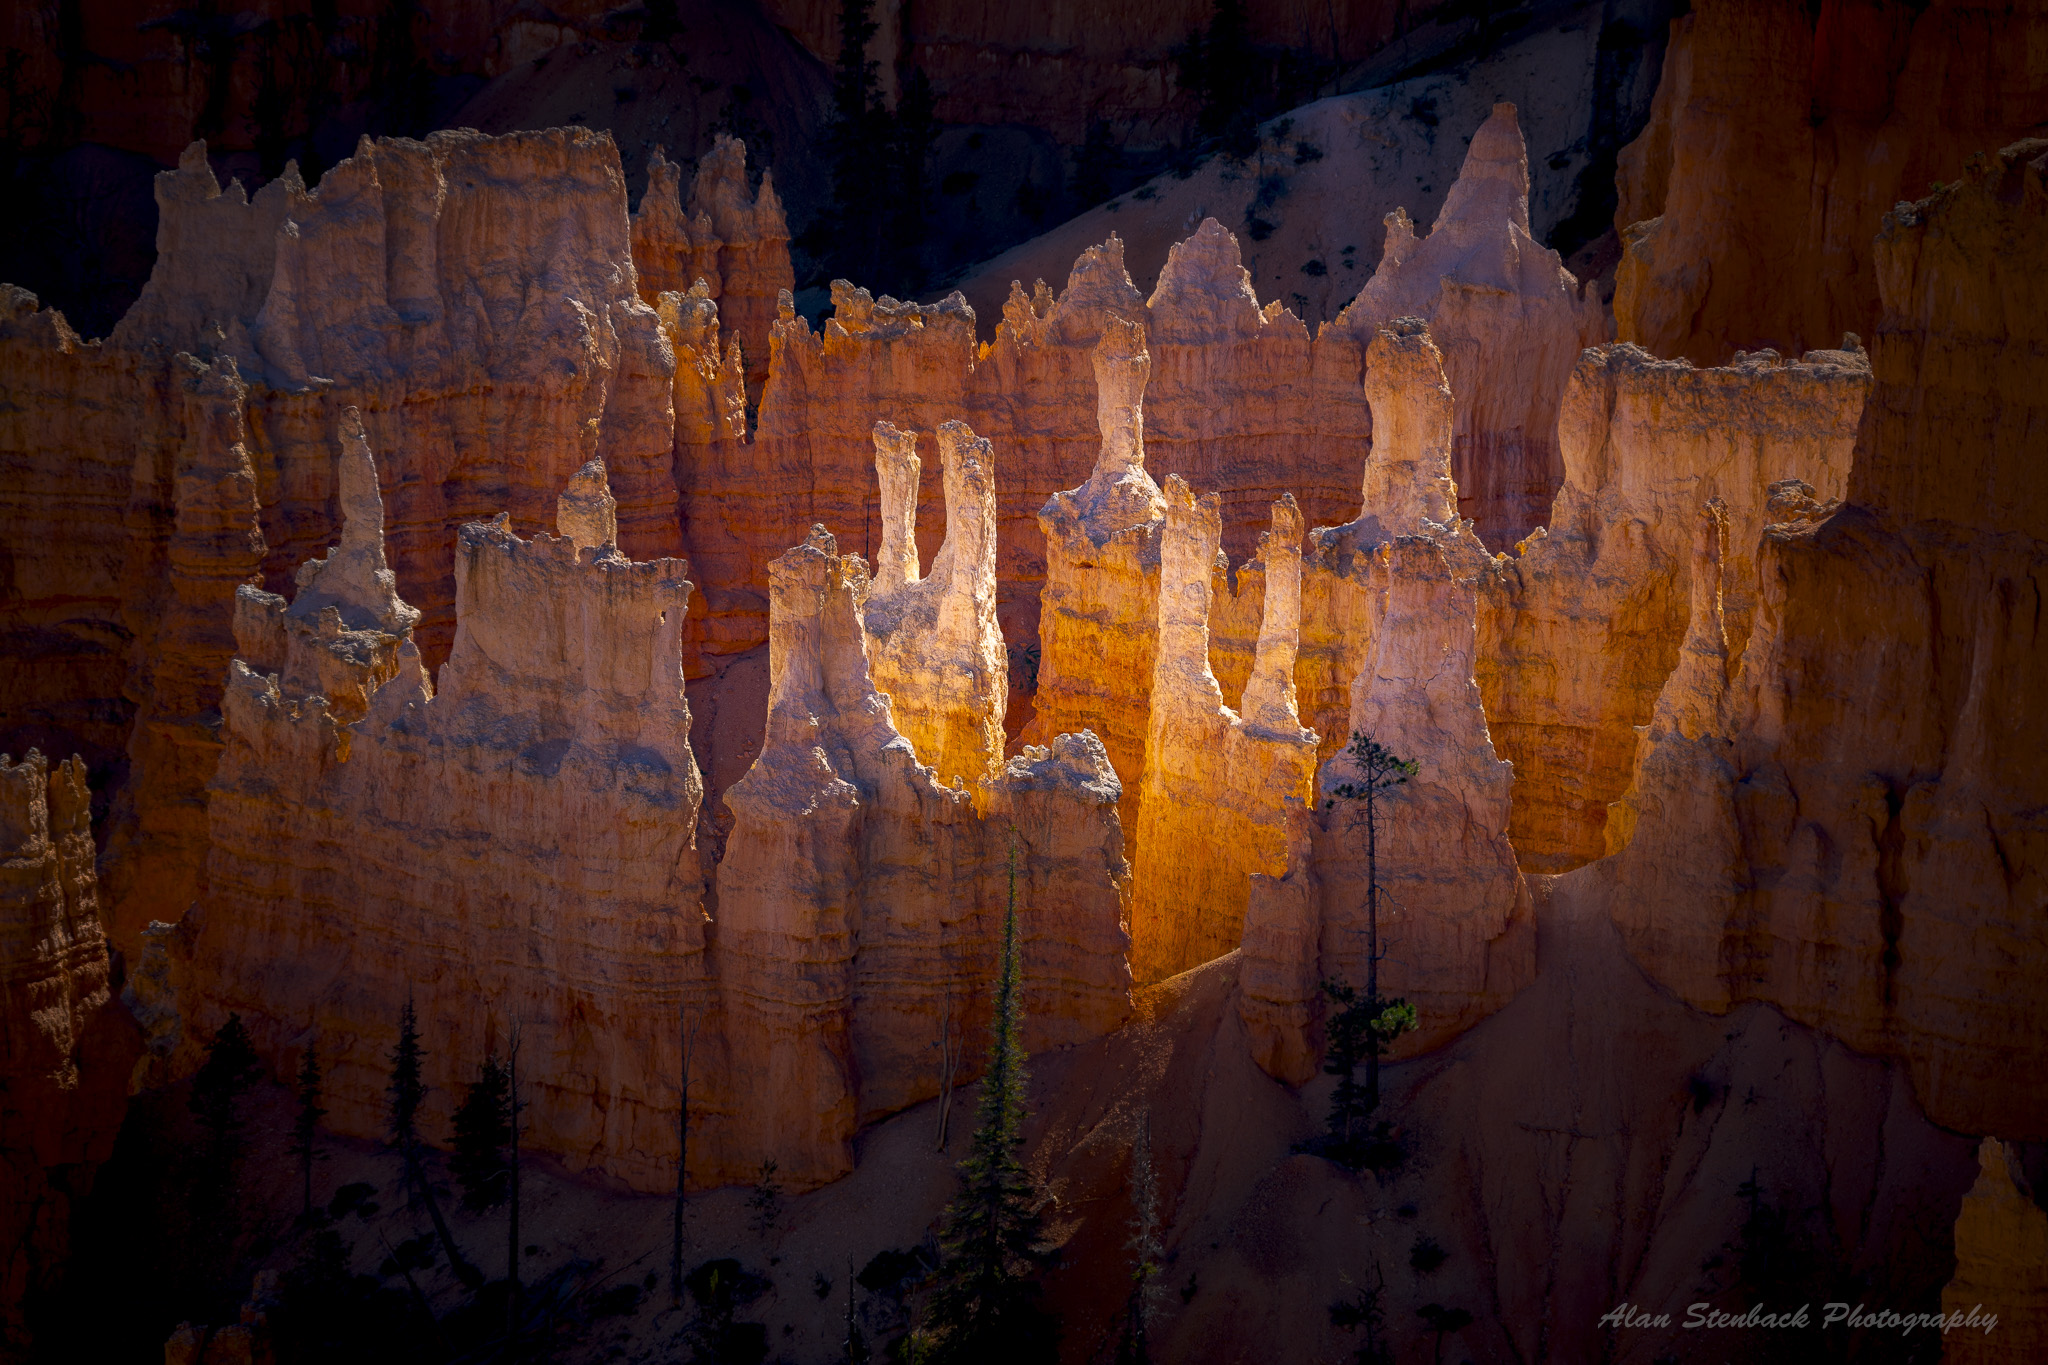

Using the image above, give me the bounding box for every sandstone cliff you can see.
[1332,102,1606,548]
[1594,138,2048,1139]
[1613,0,2048,365]
[190,426,710,1191]
[1477,340,1867,873]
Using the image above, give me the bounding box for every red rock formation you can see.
[100,354,267,954]
[862,421,1008,790]
[712,526,1129,1186]
[1477,340,1867,873]
[1023,317,1166,842]
[1128,484,1317,983]
[1596,138,2048,1138]
[1613,0,2048,366]
[190,428,710,1191]
[1332,102,1606,548]
[1238,530,1535,1084]
[1943,1139,2048,1364]
[0,751,132,1356]
[1238,320,1533,1083]
[0,290,142,773]
[631,149,723,305]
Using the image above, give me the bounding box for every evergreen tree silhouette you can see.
[924,842,1057,1364]
[292,1037,327,1219]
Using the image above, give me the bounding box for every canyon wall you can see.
[1613,0,2048,365]
[1595,137,2048,1139]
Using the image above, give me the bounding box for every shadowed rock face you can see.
[1476,340,1868,873]
[1593,139,2048,1139]
[1613,0,2048,366]
[0,749,131,1355]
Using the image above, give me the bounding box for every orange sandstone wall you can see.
[1613,0,2048,366]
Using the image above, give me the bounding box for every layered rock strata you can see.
[1476,340,1867,872]
[1332,102,1606,548]
[861,421,1007,791]
[712,527,1129,1186]
[98,354,268,950]
[0,127,699,958]
[0,750,130,1355]
[189,429,710,1191]
[1289,317,1492,773]
[1127,484,1317,984]
[1614,0,2048,365]
[0,290,141,777]
[1594,139,2048,1138]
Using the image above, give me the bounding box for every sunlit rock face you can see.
[1237,319,1533,1084]
[1127,482,1316,985]
[1593,139,2048,1139]
[1476,340,1867,873]
[190,428,710,1192]
[861,419,1008,792]
[713,525,1128,1187]
[1332,102,1606,550]
[1022,316,1167,845]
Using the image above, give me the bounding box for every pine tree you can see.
[292,1037,327,1219]
[388,997,424,1157]
[924,843,1057,1365]
[191,1012,263,1169]
[1322,731,1421,1162]
[449,1055,511,1213]
[1329,1263,1392,1365]
[386,998,482,1289]
[505,1022,524,1340]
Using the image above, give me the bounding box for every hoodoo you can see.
[1,25,2042,1361]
